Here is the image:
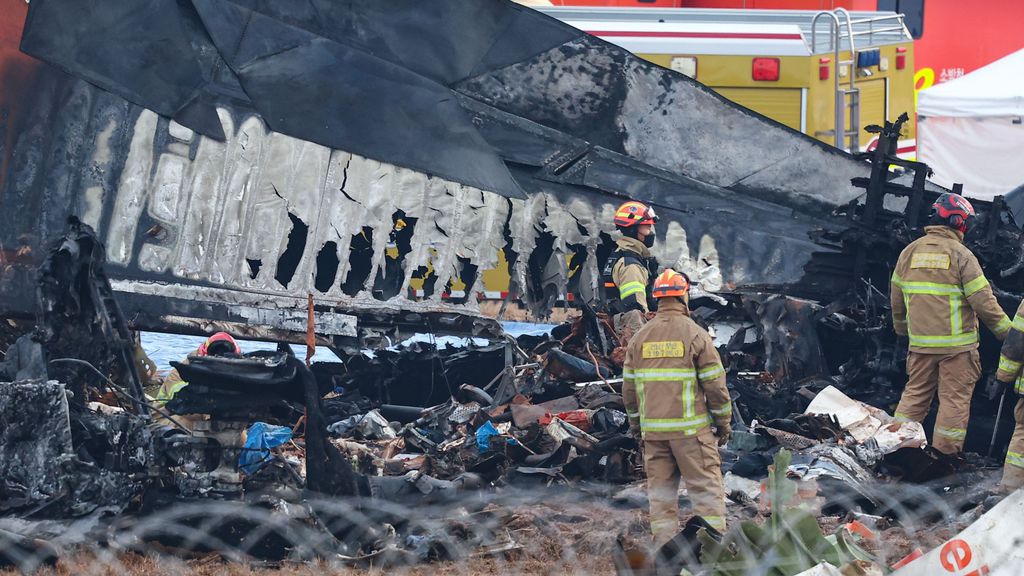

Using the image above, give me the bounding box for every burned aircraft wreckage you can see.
[2,0,1024,568]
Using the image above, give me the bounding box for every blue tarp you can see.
[239,421,293,475]
[476,420,516,453]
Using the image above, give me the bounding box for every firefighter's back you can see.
[627,311,713,439]
[893,227,977,350]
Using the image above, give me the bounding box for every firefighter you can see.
[154,332,241,406]
[622,269,731,546]
[602,200,660,340]
[993,301,1024,491]
[891,193,1011,454]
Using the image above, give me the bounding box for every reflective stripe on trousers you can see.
[936,426,966,441]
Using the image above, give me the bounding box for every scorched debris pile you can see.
[3,0,1024,573]
[1,121,1023,572]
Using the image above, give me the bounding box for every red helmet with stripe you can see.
[197,332,240,357]
[614,201,658,229]
[931,193,975,234]
[652,269,691,299]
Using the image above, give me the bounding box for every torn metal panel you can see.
[454,36,871,210]
[37,218,149,412]
[508,167,835,310]
[0,74,507,338]
[110,281,357,340]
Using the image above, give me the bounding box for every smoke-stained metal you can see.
[0,0,948,341]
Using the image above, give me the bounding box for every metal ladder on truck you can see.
[811,8,909,152]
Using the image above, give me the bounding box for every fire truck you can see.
[539,5,918,154]
[545,0,1024,119]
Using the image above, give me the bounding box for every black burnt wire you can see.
[424,318,454,401]
[48,358,193,434]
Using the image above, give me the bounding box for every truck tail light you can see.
[819,57,831,80]
[752,57,780,81]
[896,47,907,70]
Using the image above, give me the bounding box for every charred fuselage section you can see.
[2,0,942,346]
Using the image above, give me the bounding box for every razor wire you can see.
[0,471,1015,576]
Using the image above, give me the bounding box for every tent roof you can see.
[918,48,1024,117]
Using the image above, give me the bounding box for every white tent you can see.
[918,48,1024,200]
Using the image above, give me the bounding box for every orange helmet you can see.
[197,332,241,356]
[651,269,690,299]
[614,201,658,228]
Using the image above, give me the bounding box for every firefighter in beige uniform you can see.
[623,270,731,546]
[993,300,1024,490]
[602,201,659,340]
[153,332,241,430]
[891,193,1010,454]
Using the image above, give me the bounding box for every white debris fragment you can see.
[793,563,843,576]
[87,401,125,415]
[723,472,761,500]
[891,489,1024,575]
[805,385,926,453]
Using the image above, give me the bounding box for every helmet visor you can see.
[640,206,658,225]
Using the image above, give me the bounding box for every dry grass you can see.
[2,496,635,575]
[3,477,992,575]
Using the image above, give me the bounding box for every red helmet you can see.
[614,201,658,228]
[651,269,691,299]
[931,193,975,234]
[197,332,240,356]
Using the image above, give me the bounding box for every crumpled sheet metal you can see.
[327,409,397,441]
[788,444,874,487]
[806,386,926,455]
[890,488,1024,575]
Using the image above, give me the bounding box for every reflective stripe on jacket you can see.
[154,368,187,406]
[997,301,1024,394]
[622,299,731,440]
[891,226,1010,354]
[611,237,653,313]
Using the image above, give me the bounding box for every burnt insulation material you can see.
[0,380,73,512]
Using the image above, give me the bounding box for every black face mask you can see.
[643,234,655,248]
